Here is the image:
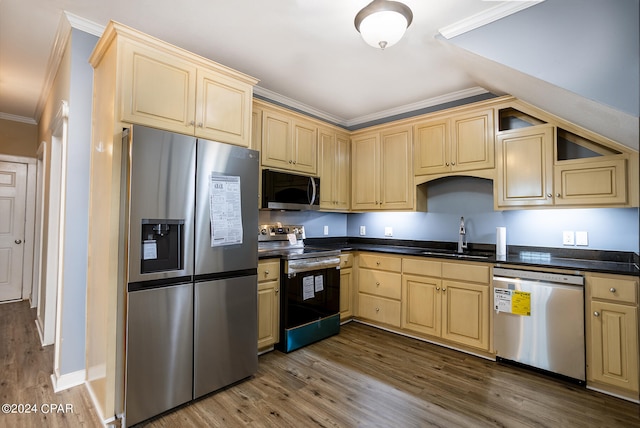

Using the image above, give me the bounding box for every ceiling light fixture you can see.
[354,0,413,50]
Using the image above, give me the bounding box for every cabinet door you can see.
[196,69,252,147]
[351,133,380,210]
[496,125,554,208]
[414,119,449,175]
[380,126,413,210]
[588,301,639,393]
[120,40,197,133]
[261,110,291,170]
[291,120,317,174]
[258,280,280,350]
[554,157,628,206]
[402,275,441,336]
[319,130,336,209]
[451,109,494,172]
[335,133,351,210]
[441,281,489,350]
[340,268,353,321]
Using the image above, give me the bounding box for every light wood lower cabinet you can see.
[339,253,354,321]
[258,259,280,351]
[357,253,402,327]
[401,258,490,351]
[586,273,639,400]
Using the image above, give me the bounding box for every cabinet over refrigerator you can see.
[123,125,259,426]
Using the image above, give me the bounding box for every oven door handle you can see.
[285,256,340,276]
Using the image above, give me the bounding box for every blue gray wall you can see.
[262,176,639,253]
[449,0,639,118]
[59,28,97,375]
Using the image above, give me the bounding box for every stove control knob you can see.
[260,228,267,235]
[293,227,299,234]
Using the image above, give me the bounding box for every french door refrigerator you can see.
[124,125,258,426]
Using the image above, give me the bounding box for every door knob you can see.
[15,239,22,244]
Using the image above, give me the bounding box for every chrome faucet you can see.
[458,216,467,254]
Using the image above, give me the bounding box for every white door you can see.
[0,161,27,302]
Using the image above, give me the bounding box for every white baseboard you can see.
[50,369,86,392]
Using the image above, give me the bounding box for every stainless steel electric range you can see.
[258,224,341,352]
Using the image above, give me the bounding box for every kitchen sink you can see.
[420,250,493,260]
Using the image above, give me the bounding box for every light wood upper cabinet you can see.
[352,126,413,211]
[495,125,555,208]
[414,108,494,176]
[119,37,255,147]
[585,273,639,400]
[319,128,350,211]
[261,108,317,175]
[495,105,636,209]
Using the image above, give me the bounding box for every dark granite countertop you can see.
[294,237,640,277]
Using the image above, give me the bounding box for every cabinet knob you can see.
[445,162,450,166]
[375,282,380,286]
[197,122,203,128]
[289,160,293,164]
[188,121,195,126]
[436,287,440,291]
[451,161,455,166]
[275,288,279,294]
[376,261,380,265]
[264,270,269,276]
[375,307,380,312]
[556,193,561,198]
[15,239,22,244]
[442,287,447,292]
[546,193,552,198]
[609,287,616,293]
[594,311,600,317]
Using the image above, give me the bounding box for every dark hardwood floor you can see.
[2,300,639,427]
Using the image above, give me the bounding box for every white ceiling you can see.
[0,0,539,126]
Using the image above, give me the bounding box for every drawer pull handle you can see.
[594,311,600,317]
[609,287,616,293]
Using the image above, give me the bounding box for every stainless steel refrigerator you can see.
[124,125,259,426]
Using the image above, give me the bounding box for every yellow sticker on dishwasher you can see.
[511,291,531,316]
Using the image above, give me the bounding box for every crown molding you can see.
[64,11,105,37]
[344,87,489,127]
[255,85,490,128]
[439,1,544,40]
[0,112,37,125]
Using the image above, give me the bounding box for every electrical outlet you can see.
[360,225,366,236]
[323,225,329,236]
[562,231,575,246]
[576,231,588,246]
[384,227,393,237]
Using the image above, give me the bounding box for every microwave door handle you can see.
[309,177,317,205]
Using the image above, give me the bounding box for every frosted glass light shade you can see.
[354,0,413,50]
[359,11,408,49]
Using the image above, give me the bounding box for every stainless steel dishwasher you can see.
[493,267,585,382]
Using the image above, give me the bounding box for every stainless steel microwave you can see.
[261,170,320,210]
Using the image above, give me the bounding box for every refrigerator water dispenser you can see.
[140,219,184,274]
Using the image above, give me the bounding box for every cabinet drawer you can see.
[359,253,402,272]
[340,253,354,269]
[358,294,401,327]
[359,269,401,300]
[442,262,490,284]
[402,257,442,277]
[258,260,280,283]
[589,275,638,304]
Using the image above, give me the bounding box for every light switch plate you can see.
[576,231,588,246]
[384,227,393,237]
[359,226,366,236]
[562,230,575,246]
[323,225,329,236]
